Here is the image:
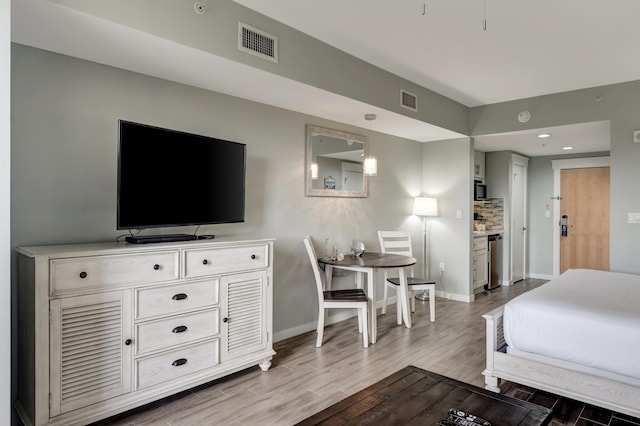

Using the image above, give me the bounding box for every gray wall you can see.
[527,152,610,276]
[12,44,469,342]
[423,139,473,300]
[1,0,11,422]
[471,81,640,275]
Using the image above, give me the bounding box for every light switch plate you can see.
[628,212,640,223]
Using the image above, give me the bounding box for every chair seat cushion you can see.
[323,289,368,302]
[387,277,436,286]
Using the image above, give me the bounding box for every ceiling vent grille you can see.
[238,22,278,63]
[400,89,418,112]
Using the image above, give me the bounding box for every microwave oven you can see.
[474,181,487,201]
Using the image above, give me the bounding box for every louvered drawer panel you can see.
[136,279,218,319]
[136,309,219,355]
[183,244,269,278]
[136,340,219,389]
[49,291,132,417]
[51,251,179,294]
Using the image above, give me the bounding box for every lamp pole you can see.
[412,196,437,301]
[415,215,430,301]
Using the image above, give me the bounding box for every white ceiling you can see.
[12,0,633,156]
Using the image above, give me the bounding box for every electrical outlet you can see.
[439,262,445,272]
[628,213,640,224]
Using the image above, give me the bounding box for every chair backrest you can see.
[377,230,413,257]
[303,235,326,302]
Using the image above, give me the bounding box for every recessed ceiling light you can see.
[562,146,574,150]
[537,133,551,138]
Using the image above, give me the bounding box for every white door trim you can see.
[551,156,610,276]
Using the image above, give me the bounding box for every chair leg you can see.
[361,305,369,348]
[357,308,363,333]
[396,288,402,325]
[410,290,416,312]
[316,307,325,347]
[382,282,389,314]
[429,286,436,322]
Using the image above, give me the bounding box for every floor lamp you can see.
[413,197,438,301]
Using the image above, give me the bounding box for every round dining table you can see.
[318,252,416,344]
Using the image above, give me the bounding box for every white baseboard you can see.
[274,292,471,342]
[528,273,554,280]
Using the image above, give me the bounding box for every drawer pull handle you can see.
[153,264,160,270]
[251,254,256,260]
[202,259,208,265]
[172,293,188,301]
[223,317,229,323]
[124,339,132,346]
[172,358,187,367]
[172,325,188,333]
[79,272,87,279]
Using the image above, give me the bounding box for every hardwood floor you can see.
[94,279,638,426]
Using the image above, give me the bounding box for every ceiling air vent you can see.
[238,22,278,63]
[400,89,418,112]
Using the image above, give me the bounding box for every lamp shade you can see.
[363,157,377,176]
[413,197,438,217]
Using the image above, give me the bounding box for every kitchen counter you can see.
[473,229,504,237]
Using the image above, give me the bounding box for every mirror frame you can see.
[305,124,369,198]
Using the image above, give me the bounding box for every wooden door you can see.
[560,167,610,273]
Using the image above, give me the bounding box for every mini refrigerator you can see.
[486,234,503,290]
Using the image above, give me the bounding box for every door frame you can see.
[511,158,528,284]
[551,156,610,276]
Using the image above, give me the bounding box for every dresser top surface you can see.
[17,236,275,258]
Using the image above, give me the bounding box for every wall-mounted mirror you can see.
[306,125,369,197]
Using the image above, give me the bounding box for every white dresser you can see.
[15,237,275,426]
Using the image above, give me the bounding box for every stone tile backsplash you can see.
[474,198,504,230]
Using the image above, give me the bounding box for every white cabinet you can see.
[473,236,488,290]
[49,291,133,417]
[474,150,486,180]
[16,237,274,426]
[221,271,269,363]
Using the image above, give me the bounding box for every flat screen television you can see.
[117,120,246,240]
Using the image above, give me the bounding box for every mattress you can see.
[503,268,640,381]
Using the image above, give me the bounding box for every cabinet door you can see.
[50,291,132,417]
[476,249,488,287]
[220,271,268,361]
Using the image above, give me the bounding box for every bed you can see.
[483,268,640,418]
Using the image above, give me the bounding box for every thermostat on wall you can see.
[634,130,640,143]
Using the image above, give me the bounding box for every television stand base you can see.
[125,234,198,244]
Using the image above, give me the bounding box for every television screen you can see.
[117,120,246,230]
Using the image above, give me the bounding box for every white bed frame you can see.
[483,305,640,418]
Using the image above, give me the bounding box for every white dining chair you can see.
[377,230,436,324]
[303,235,369,348]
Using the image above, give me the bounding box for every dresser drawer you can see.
[136,309,219,355]
[473,237,488,251]
[136,279,218,319]
[51,251,179,294]
[136,340,219,389]
[183,244,269,278]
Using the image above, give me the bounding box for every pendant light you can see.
[363,114,378,176]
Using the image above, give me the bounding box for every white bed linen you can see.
[503,268,640,381]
